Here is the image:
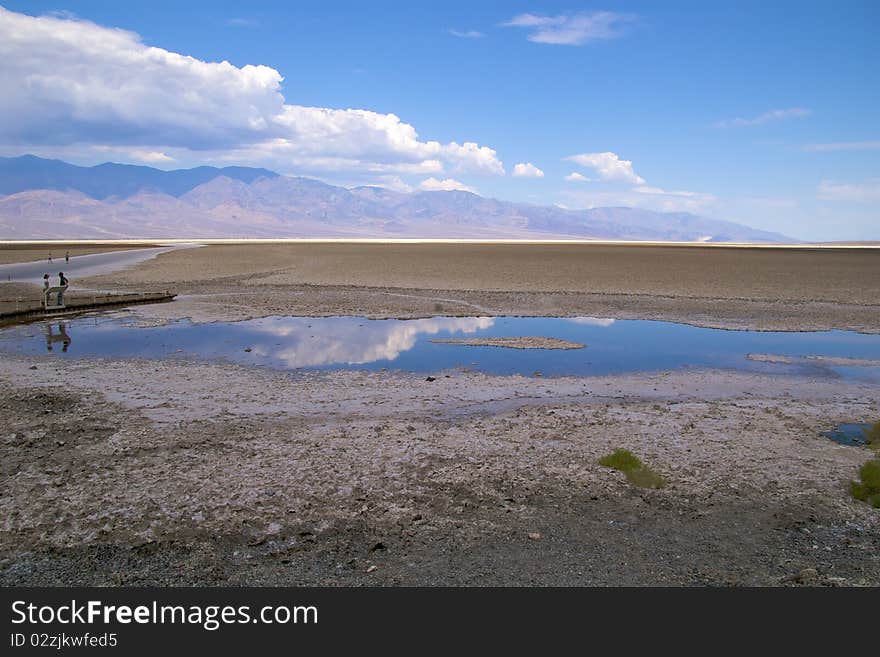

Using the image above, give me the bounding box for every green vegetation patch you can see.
[598,448,667,489]
[865,422,880,448]
[850,458,880,509]
[599,448,643,472]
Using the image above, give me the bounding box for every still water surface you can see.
[2,314,879,381]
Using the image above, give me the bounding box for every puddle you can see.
[2,314,880,381]
[821,423,876,447]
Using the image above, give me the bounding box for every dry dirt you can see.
[1,242,879,586]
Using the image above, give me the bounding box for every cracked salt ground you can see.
[1,314,880,381]
[2,354,879,585]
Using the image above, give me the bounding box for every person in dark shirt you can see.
[57,272,68,305]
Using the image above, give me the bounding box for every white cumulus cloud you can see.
[817,179,880,202]
[226,18,259,28]
[131,150,174,163]
[449,29,484,38]
[715,107,811,128]
[565,152,645,184]
[0,7,504,179]
[803,140,880,152]
[502,11,634,45]
[512,162,544,178]
[419,177,478,193]
[564,172,591,182]
[631,186,717,210]
[563,187,716,213]
[634,186,711,199]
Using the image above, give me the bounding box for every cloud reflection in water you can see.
[565,317,615,327]
[247,316,495,367]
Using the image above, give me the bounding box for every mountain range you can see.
[0,155,793,242]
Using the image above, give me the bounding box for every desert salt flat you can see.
[1,242,878,587]
[4,238,878,247]
[69,242,880,333]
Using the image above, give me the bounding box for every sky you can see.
[0,1,878,240]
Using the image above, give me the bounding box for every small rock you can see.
[425,376,436,382]
[371,541,386,552]
[366,565,378,573]
[797,567,819,583]
[29,365,38,370]
[528,532,542,540]
[55,440,65,447]
[244,347,252,353]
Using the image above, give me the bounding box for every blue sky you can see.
[1,1,878,240]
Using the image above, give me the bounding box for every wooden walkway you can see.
[0,291,176,323]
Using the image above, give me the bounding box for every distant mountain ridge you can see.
[0,155,278,199]
[0,155,794,242]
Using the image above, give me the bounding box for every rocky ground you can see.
[1,355,878,586]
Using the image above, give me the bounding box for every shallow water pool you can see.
[821,423,875,446]
[2,314,879,381]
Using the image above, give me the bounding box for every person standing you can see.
[57,271,68,305]
[42,273,50,305]
[65,251,69,263]
[48,252,53,264]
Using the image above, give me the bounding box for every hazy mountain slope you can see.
[0,189,399,240]
[0,155,795,242]
[0,155,278,199]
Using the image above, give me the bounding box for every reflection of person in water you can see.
[45,323,72,352]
